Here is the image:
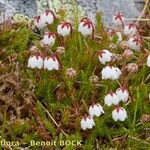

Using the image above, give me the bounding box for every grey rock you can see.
[0,0,144,25]
[1,0,37,17]
[96,0,143,25]
[0,1,16,23]
[76,0,143,25]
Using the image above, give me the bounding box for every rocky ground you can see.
[0,0,144,25]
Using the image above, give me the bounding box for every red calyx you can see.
[61,22,72,31]
[97,50,106,57]
[35,16,40,23]
[128,23,136,29]
[114,12,124,28]
[109,91,114,97]
[114,12,124,20]
[45,32,56,38]
[115,105,120,113]
[133,36,142,45]
[45,9,57,19]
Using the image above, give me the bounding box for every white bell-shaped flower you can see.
[57,22,72,37]
[78,18,94,36]
[41,32,56,46]
[28,53,43,69]
[101,66,122,80]
[113,67,122,80]
[104,92,120,106]
[112,12,125,26]
[112,106,128,121]
[40,10,56,25]
[89,103,105,117]
[98,49,113,65]
[80,115,95,130]
[124,24,137,36]
[146,55,150,67]
[116,87,129,102]
[44,54,60,71]
[34,16,46,29]
[127,36,142,51]
[101,66,112,80]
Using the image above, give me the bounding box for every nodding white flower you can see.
[124,24,137,36]
[44,54,60,71]
[116,87,129,102]
[123,49,133,58]
[41,10,56,25]
[89,75,99,84]
[57,22,72,37]
[28,53,43,69]
[146,55,150,67]
[97,49,113,65]
[101,66,122,80]
[104,92,120,106]
[78,18,94,37]
[41,32,56,46]
[126,63,139,73]
[66,68,77,77]
[34,15,46,29]
[112,106,127,121]
[127,36,142,51]
[89,103,105,117]
[80,115,95,130]
[112,12,125,26]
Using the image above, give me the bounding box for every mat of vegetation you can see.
[0,5,150,150]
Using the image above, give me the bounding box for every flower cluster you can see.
[28,52,60,71]
[104,87,129,121]
[81,103,105,130]
[112,12,142,51]
[26,10,149,132]
[28,10,95,72]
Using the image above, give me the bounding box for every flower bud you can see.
[30,46,39,52]
[56,47,65,55]
[89,75,99,84]
[126,63,139,73]
[122,49,133,58]
[119,41,128,49]
[66,68,77,78]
